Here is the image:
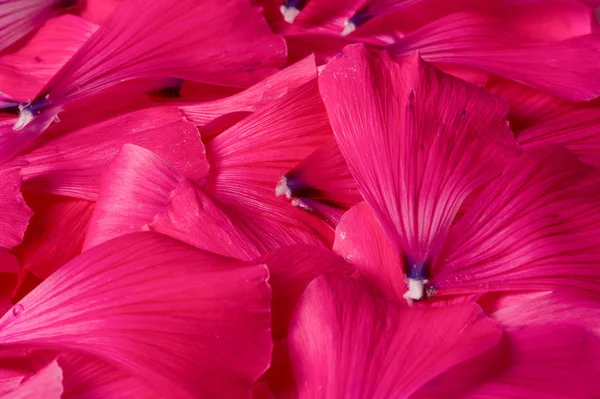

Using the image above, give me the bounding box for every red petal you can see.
[20,107,208,201]
[0,232,272,399]
[434,145,600,296]
[319,44,517,291]
[0,250,19,314]
[11,193,94,299]
[289,275,502,398]
[0,163,32,249]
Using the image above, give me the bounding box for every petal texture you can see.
[0,232,272,399]
[289,275,502,398]
[319,44,518,291]
[434,145,600,296]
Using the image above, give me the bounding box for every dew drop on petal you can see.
[12,304,24,316]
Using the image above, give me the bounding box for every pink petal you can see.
[0,114,55,164]
[59,353,161,399]
[414,324,600,399]
[0,232,272,399]
[0,15,96,99]
[390,11,600,101]
[19,107,208,200]
[2,360,63,399]
[289,275,502,398]
[0,0,80,52]
[84,144,262,259]
[257,245,352,395]
[0,163,33,249]
[278,137,361,214]
[17,0,286,129]
[78,0,120,25]
[486,77,577,132]
[491,291,600,336]
[333,202,404,301]
[518,106,600,167]
[258,245,353,339]
[147,180,265,260]
[434,145,600,296]
[319,44,518,296]
[205,78,335,248]
[10,193,94,299]
[359,0,593,39]
[83,144,185,250]
[180,55,317,127]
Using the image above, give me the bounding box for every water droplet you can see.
[339,231,347,240]
[345,253,353,261]
[12,304,24,316]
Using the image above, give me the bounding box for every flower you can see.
[0,0,600,397]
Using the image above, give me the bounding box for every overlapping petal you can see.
[0,232,272,399]
[14,0,286,130]
[319,44,518,300]
[289,274,502,398]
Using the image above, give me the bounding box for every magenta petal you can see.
[11,193,94,296]
[180,55,317,127]
[415,323,600,399]
[20,107,208,201]
[279,137,361,213]
[486,77,576,132]
[59,353,161,399]
[23,0,285,126]
[0,15,96,99]
[205,79,335,248]
[491,291,600,336]
[0,232,272,399]
[518,106,600,167]
[83,144,186,250]
[289,275,502,398]
[0,114,56,164]
[319,44,518,292]
[435,145,600,296]
[0,0,79,52]
[0,163,33,249]
[391,12,600,101]
[85,144,263,260]
[333,202,404,301]
[258,245,353,339]
[3,359,62,399]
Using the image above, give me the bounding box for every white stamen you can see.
[13,108,34,131]
[341,20,356,36]
[275,176,292,199]
[403,278,428,305]
[280,5,300,24]
[291,197,311,212]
